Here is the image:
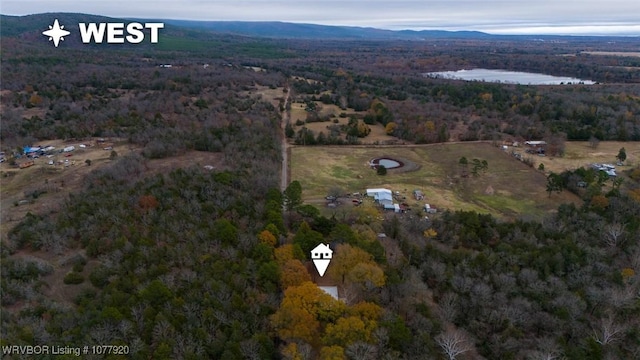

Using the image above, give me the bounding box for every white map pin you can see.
[311,243,332,277]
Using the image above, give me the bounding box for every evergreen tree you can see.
[284,180,303,211]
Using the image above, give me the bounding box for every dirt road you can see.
[280,87,290,191]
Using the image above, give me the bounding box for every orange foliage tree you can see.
[281,259,312,288]
[138,195,159,211]
[327,244,385,288]
[271,282,346,345]
[258,229,277,247]
[319,345,345,360]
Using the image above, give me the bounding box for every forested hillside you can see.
[1,19,640,359]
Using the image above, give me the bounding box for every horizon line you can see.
[2,12,639,37]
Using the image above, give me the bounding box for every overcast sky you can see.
[2,0,640,35]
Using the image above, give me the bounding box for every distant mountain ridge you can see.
[0,13,511,41]
[1,13,637,42]
[160,20,493,40]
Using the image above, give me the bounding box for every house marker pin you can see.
[311,243,332,277]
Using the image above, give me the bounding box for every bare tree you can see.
[131,305,145,332]
[631,247,640,273]
[341,282,362,305]
[527,337,564,360]
[608,285,637,309]
[240,339,261,360]
[527,351,565,360]
[593,313,626,345]
[296,342,313,360]
[345,342,378,360]
[603,222,625,247]
[435,328,473,360]
[438,292,459,323]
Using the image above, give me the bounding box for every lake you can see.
[424,69,595,85]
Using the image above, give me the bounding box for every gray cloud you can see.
[3,0,639,35]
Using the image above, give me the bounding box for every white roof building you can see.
[366,188,392,197]
[319,286,339,300]
[375,192,393,203]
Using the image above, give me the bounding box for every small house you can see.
[319,286,339,300]
[413,190,424,200]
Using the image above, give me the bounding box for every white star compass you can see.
[42,19,70,47]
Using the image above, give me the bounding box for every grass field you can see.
[291,143,582,220]
[246,85,287,108]
[290,102,399,144]
[533,141,640,175]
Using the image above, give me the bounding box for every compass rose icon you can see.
[42,19,70,47]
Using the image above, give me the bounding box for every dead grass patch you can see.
[531,141,640,175]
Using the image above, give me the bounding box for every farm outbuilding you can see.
[424,204,437,214]
[383,203,401,213]
[367,188,394,206]
[23,146,41,154]
[366,188,392,197]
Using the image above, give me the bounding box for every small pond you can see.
[370,157,404,169]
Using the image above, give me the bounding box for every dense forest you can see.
[1,16,640,360]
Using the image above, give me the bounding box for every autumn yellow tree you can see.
[350,301,383,322]
[327,244,385,289]
[322,303,383,347]
[423,228,438,239]
[353,202,380,225]
[271,282,346,344]
[258,229,277,247]
[323,316,369,346]
[347,263,385,288]
[272,306,320,344]
[281,342,312,360]
[28,94,42,107]
[320,345,346,360]
[385,122,397,135]
[281,259,312,288]
[275,244,305,266]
